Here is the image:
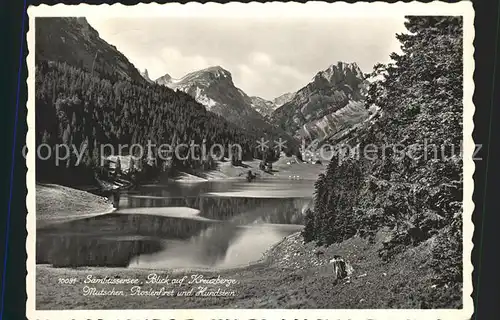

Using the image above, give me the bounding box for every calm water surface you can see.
[37,179,314,270]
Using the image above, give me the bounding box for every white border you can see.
[26,1,475,319]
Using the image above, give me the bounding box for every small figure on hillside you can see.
[110,190,121,209]
[330,255,354,281]
[314,249,324,258]
[115,157,122,176]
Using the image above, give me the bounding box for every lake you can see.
[36,179,314,270]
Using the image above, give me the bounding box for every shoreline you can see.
[36,183,115,228]
[34,163,460,309]
[35,229,459,309]
[171,156,327,183]
[34,182,460,309]
[36,230,295,278]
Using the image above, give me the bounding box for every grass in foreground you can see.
[35,230,461,309]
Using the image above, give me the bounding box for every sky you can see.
[87,16,407,100]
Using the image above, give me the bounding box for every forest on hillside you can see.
[34,61,279,185]
[302,16,464,307]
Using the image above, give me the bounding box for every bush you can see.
[430,210,463,286]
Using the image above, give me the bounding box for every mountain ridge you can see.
[249,96,279,117]
[273,92,296,108]
[34,17,267,184]
[35,17,146,84]
[140,69,154,84]
[155,66,298,149]
[272,61,370,141]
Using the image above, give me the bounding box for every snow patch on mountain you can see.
[194,87,217,111]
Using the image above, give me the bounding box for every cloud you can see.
[235,64,261,92]
[249,52,273,67]
[233,52,307,98]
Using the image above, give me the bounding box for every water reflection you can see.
[37,180,313,269]
[129,224,303,269]
[36,235,162,267]
[122,195,307,223]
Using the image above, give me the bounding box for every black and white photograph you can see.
[26,2,474,318]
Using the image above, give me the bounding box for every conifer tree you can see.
[303,17,463,275]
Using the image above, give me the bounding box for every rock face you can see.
[155,73,173,87]
[155,66,295,144]
[272,62,370,141]
[246,93,295,118]
[249,96,278,117]
[140,69,154,84]
[156,66,235,113]
[273,92,296,107]
[35,17,145,84]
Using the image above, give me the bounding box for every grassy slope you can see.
[105,154,326,182]
[175,156,327,182]
[36,183,114,223]
[35,230,457,309]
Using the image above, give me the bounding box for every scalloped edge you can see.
[25,1,475,319]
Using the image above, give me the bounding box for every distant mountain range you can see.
[273,92,296,108]
[153,66,297,146]
[245,93,295,117]
[155,71,293,118]
[271,62,370,141]
[36,16,372,153]
[248,96,277,117]
[35,17,278,181]
[153,61,372,144]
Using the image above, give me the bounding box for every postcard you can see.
[26,2,474,319]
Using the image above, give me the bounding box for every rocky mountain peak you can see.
[201,65,232,81]
[140,69,154,83]
[35,17,145,83]
[272,61,369,141]
[155,73,173,86]
[314,61,364,85]
[249,96,278,117]
[273,92,296,107]
[75,17,90,25]
[153,66,295,147]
